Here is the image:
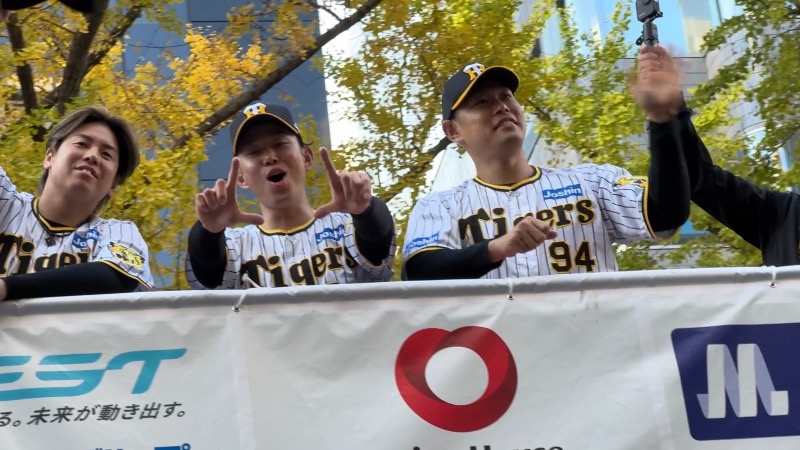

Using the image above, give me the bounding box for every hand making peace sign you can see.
[314,148,373,219]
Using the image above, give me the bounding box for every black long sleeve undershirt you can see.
[404,123,690,281]
[188,196,395,288]
[351,197,395,266]
[403,241,501,281]
[646,119,691,232]
[4,262,140,300]
[187,221,227,289]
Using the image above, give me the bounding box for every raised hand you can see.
[631,45,682,123]
[195,157,263,233]
[487,216,558,262]
[314,147,373,219]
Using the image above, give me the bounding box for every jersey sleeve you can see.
[186,227,247,289]
[93,220,155,291]
[582,164,661,243]
[0,166,32,230]
[401,193,461,263]
[342,213,396,281]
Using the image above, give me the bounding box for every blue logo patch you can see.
[72,228,100,249]
[403,232,440,254]
[315,224,345,244]
[672,324,800,441]
[542,184,583,200]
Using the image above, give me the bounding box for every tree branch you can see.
[53,0,110,115]
[6,13,39,114]
[39,4,144,110]
[376,136,450,202]
[173,0,385,150]
[301,0,343,22]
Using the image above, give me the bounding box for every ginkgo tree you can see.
[0,0,384,287]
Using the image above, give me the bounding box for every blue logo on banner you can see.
[672,324,800,440]
[0,349,186,402]
[403,232,440,254]
[542,184,583,200]
[72,227,100,249]
[315,224,345,244]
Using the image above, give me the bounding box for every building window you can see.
[747,128,791,172]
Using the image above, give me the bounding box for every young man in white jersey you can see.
[0,107,153,300]
[402,62,690,279]
[186,103,395,288]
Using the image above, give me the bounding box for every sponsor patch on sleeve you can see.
[403,232,440,254]
[108,242,145,269]
[613,176,647,189]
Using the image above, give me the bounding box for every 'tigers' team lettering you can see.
[0,233,91,274]
[458,200,595,244]
[240,244,358,287]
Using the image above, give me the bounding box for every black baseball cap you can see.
[442,63,520,120]
[229,103,303,155]
[1,0,99,13]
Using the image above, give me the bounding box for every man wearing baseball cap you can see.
[401,61,691,280]
[186,103,396,289]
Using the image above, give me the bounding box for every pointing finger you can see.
[226,157,240,196]
[319,148,337,177]
[319,148,344,193]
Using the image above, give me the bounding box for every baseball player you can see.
[185,103,395,289]
[402,61,691,279]
[0,107,154,300]
[641,45,800,266]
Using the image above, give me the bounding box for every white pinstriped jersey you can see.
[185,212,396,289]
[403,164,668,278]
[0,167,154,289]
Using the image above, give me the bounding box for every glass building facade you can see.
[529,0,739,57]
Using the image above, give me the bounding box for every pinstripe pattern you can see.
[185,212,396,289]
[0,167,154,290]
[402,163,657,278]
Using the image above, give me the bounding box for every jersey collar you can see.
[258,216,316,236]
[32,198,79,234]
[473,165,541,191]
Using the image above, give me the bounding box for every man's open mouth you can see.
[267,171,287,183]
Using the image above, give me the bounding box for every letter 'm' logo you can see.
[698,344,788,419]
[394,326,517,432]
[672,324,800,441]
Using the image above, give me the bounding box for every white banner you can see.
[2,267,800,449]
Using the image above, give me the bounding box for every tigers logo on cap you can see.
[229,103,303,155]
[462,63,486,81]
[441,62,520,120]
